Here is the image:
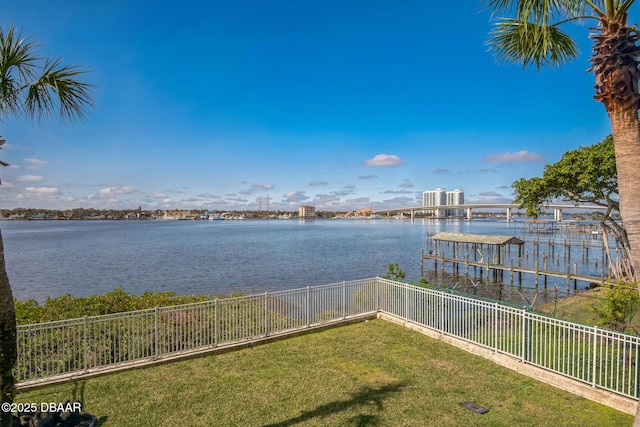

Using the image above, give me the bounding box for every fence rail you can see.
[16,277,640,401]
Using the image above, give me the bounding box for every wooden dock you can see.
[421,252,608,291]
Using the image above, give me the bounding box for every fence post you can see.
[306,286,311,327]
[521,308,526,363]
[493,302,499,353]
[405,282,409,322]
[342,281,346,319]
[214,299,218,347]
[264,292,270,337]
[636,339,640,399]
[440,292,445,336]
[83,316,88,374]
[376,277,380,312]
[154,307,159,359]
[14,328,20,382]
[592,326,598,389]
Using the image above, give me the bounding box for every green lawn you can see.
[536,287,640,331]
[16,320,632,426]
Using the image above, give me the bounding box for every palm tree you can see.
[484,2,640,421]
[485,1,640,283]
[0,25,93,427]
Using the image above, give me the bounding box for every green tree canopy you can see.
[512,135,617,218]
[512,135,632,279]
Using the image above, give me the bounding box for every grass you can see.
[536,289,602,324]
[537,287,640,331]
[16,320,632,426]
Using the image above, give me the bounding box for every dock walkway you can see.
[421,253,608,290]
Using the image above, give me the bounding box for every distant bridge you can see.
[373,203,608,221]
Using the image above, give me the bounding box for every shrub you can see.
[589,282,640,332]
[383,263,406,281]
[14,288,215,325]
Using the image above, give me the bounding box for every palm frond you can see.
[0,138,7,182]
[484,0,601,22]
[0,25,40,118]
[0,24,95,123]
[25,57,94,123]
[615,0,636,19]
[487,18,580,68]
[558,0,603,18]
[484,0,518,15]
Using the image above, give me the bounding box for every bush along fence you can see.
[15,277,640,402]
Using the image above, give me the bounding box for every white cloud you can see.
[375,196,415,209]
[332,187,356,197]
[313,194,341,204]
[466,190,514,204]
[17,175,45,182]
[195,192,222,199]
[99,185,137,195]
[17,186,61,199]
[282,191,308,204]
[252,183,274,190]
[483,150,544,163]
[24,158,48,169]
[479,191,503,197]
[25,186,59,195]
[309,181,328,187]
[240,183,275,195]
[363,154,404,167]
[383,189,413,194]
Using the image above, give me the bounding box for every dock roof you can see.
[431,232,524,246]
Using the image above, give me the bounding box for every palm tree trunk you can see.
[608,107,640,283]
[0,229,16,427]
[611,108,640,427]
[592,19,640,424]
[591,16,640,281]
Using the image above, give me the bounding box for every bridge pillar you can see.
[466,208,472,220]
[410,210,415,220]
[506,207,512,222]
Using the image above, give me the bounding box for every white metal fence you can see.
[376,277,640,399]
[15,278,379,385]
[16,277,640,400]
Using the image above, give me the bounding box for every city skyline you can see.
[0,1,616,212]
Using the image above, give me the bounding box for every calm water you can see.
[1,218,525,302]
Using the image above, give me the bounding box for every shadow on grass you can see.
[71,381,109,426]
[262,381,406,427]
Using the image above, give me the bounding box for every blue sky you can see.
[0,1,617,211]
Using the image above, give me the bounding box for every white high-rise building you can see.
[422,188,464,218]
[422,188,446,217]
[446,189,464,217]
